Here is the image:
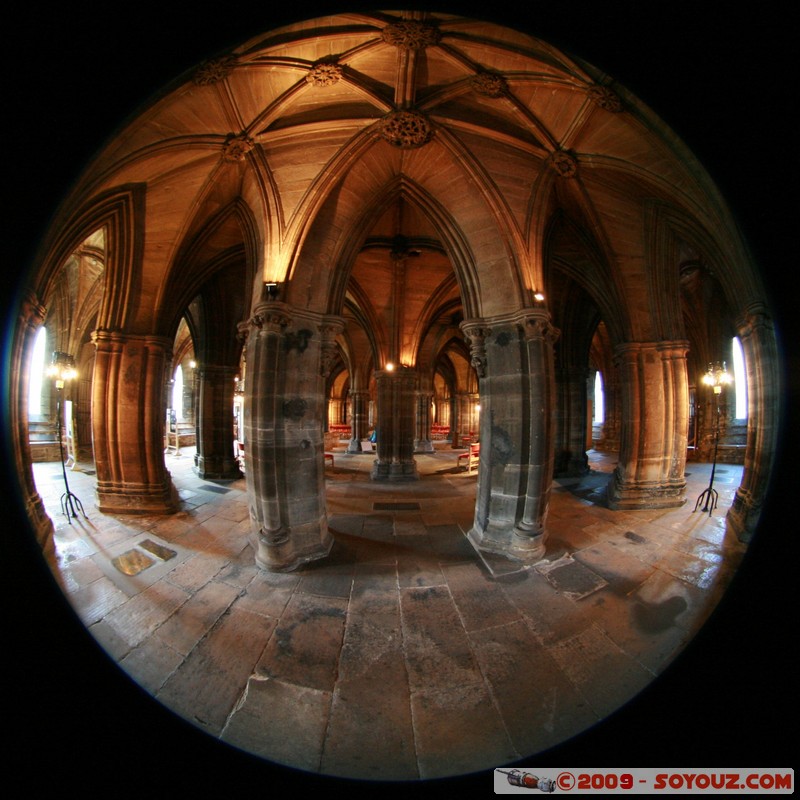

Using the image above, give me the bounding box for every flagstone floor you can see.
[32,445,747,785]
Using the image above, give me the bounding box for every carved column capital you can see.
[319,317,345,378]
[736,303,774,340]
[460,320,490,378]
[250,302,291,334]
[19,289,46,329]
[236,320,251,343]
[91,329,173,354]
[519,310,560,344]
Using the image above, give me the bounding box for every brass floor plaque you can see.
[139,539,177,561]
[112,549,156,576]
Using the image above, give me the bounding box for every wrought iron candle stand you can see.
[693,361,732,515]
[48,352,86,522]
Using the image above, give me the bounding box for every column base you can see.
[370,460,420,481]
[252,520,333,572]
[607,471,686,510]
[194,456,242,481]
[96,480,179,514]
[467,521,547,565]
[725,487,759,543]
[554,453,590,478]
[26,492,58,573]
[414,439,435,453]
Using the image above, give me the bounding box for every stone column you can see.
[327,397,345,428]
[244,301,344,571]
[346,390,370,453]
[10,291,56,566]
[608,340,690,509]
[512,312,558,560]
[461,310,557,563]
[449,392,463,448]
[453,392,480,445]
[194,364,241,479]
[726,306,780,542]
[414,388,435,452]
[370,366,419,481]
[91,331,178,514]
[554,366,591,476]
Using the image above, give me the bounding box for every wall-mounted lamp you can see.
[385,362,395,372]
[46,352,85,521]
[532,290,545,304]
[264,281,280,300]
[694,360,733,515]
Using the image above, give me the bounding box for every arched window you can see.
[28,326,47,417]
[593,371,605,425]
[172,365,184,421]
[732,336,747,420]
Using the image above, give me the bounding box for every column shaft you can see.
[608,340,689,509]
[244,302,343,570]
[91,331,178,513]
[461,310,557,563]
[554,366,591,476]
[726,307,781,542]
[195,364,241,479]
[370,367,419,481]
[347,390,370,453]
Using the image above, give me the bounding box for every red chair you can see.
[457,442,480,472]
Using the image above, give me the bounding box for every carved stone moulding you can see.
[471,71,508,97]
[193,55,239,86]
[547,149,578,178]
[381,20,441,50]
[305,61,343,87]
[588,84,623,112]
[223,133,255,162]
[379,110,432,149]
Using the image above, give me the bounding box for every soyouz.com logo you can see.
[493,768,794,794]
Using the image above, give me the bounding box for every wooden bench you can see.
[324,452,335,468]
[165,422,195,455]
[457,442,480,472]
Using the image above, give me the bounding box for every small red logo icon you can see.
[557,772,576,791]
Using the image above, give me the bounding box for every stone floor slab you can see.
[411,682,518,779]
[255,592,347,692]
[221,676,331,772]
[441,561,522,631]
[547,626,654,719]
[536,553,609,600]
[469,620,600,756]
[157,605,275,735]
[154,579,241,656]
